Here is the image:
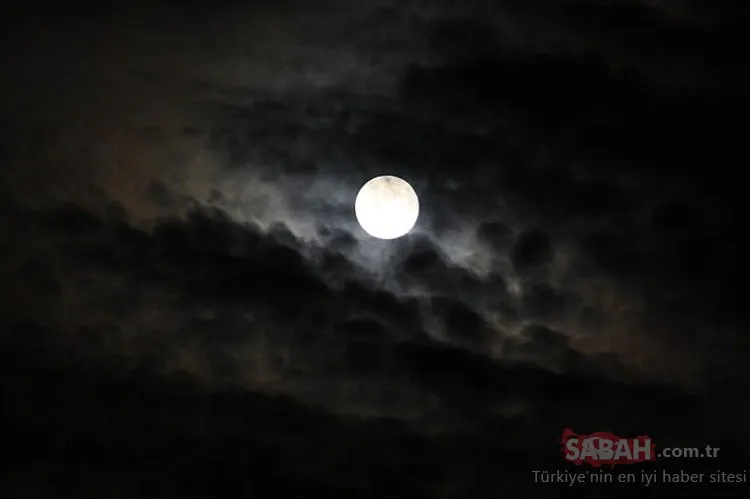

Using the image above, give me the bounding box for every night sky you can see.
[1,1,748,497]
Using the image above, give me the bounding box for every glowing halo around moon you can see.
[354,175,419,240]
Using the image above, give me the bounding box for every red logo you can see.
[562,428,656,467]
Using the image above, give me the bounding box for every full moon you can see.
[355,175,419,240]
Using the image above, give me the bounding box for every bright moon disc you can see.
[355,175,419,240]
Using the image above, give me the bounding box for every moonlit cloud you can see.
[1,1,748,496]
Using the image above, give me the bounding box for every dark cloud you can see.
[511,230,554,270]
[476,220,513,252]
[521,284,573,322]
[429,297,496,349]
[1,0,748,496]
[509,324,579,372]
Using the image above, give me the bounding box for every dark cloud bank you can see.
[1,1,748,497]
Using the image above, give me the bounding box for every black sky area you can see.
[0,1,748,497]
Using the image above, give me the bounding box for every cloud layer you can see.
[1,0,746,444]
